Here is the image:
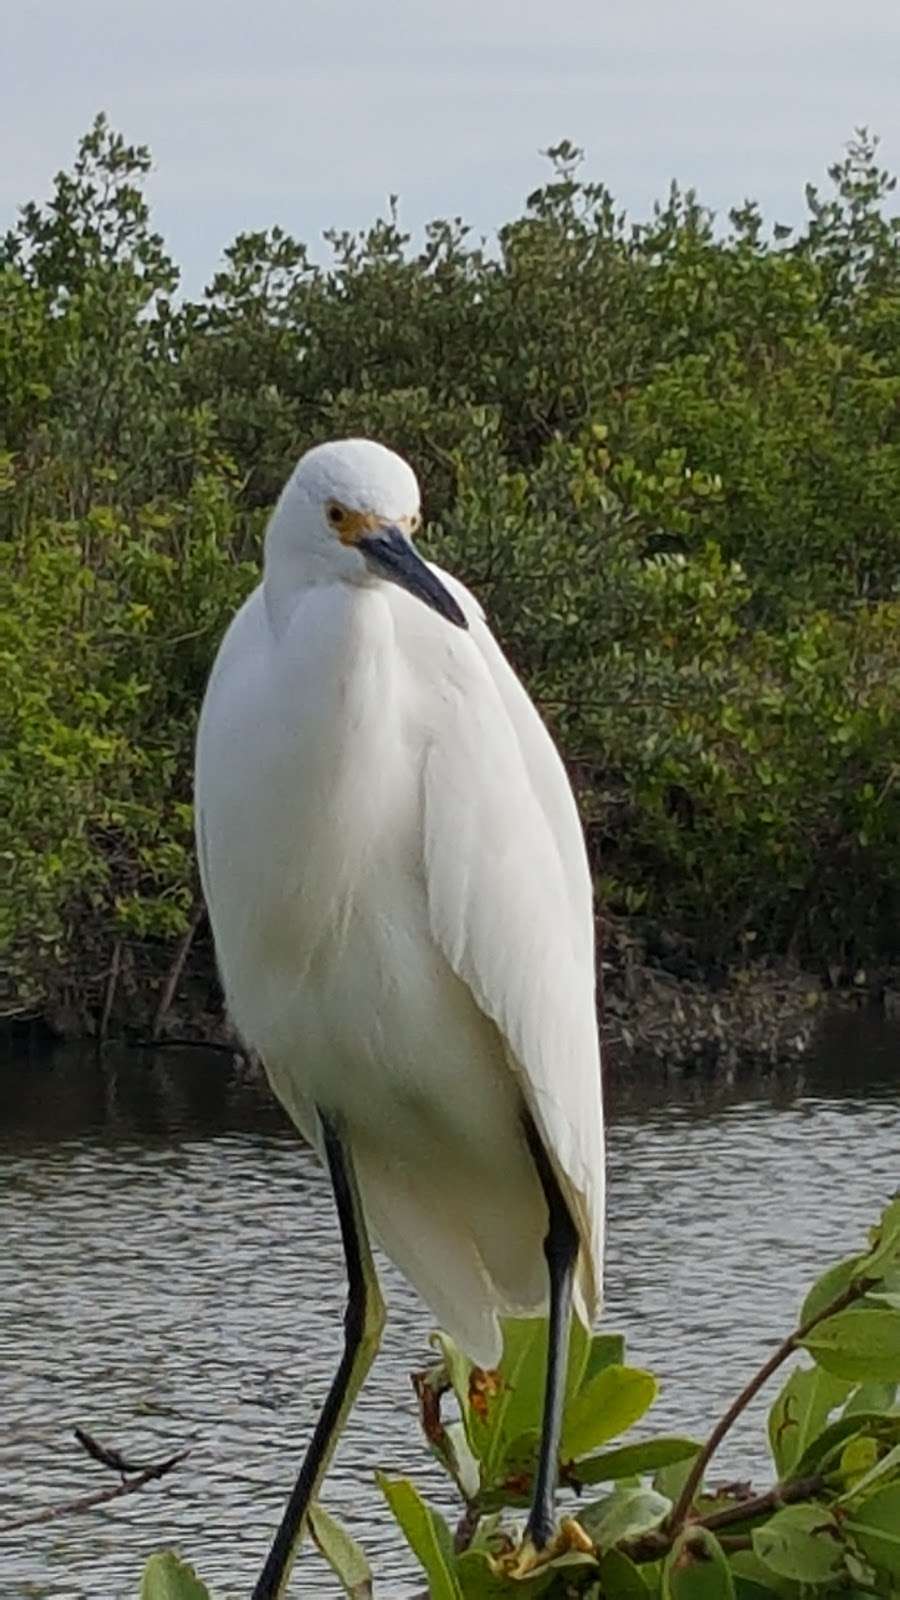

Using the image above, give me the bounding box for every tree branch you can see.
[152,901,205,1040]
[0,1428,191,1533]
[623,1471,827,1562]
[667,1274,875,1534]
[99,940,122,1040]
[700,1471,826,1533]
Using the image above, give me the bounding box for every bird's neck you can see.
[263,553,345,640]
[263,501,367,640]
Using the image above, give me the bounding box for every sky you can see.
[4,0,900,295]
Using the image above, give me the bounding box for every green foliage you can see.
[381,1202,899,1594]
[4,119,900,1021]
[140,1551,210,1599]
[309,1502,374,1597]
[802,1309,900,1382]
[139,1198,900,1595]
[767,1366,852,1478]
[426,1318,662,1516]
[844,1482,900,1581]
[662,1528,735,1599]
[377,1476,464,1599]
[750,1505,845,1585]
[1,469,254,1018]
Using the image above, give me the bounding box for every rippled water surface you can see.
[1,1015,898,1597]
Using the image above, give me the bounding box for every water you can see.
[1,1015,897,1598]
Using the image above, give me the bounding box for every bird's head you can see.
[264,438,467,629]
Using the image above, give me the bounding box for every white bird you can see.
[194,438,605,1596]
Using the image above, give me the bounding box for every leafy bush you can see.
[1,470,255,1019]
[140,1198,900,1596]
[3,116,900,1022]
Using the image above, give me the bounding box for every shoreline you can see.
[5,926,891,1073]
[598,917,891,1071]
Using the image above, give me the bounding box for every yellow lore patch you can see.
[328,502,381,545]
[327,501,420,545]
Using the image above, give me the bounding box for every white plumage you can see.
[195,438,604,1370]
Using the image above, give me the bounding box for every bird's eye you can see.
[328,504,345,526]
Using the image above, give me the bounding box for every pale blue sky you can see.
[4,0,900,293]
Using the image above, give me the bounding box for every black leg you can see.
[524,1115,579,1550]
[252,1111,385,1600]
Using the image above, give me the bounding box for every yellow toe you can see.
[559,1515,595,1555]
[500,1518,595,1579]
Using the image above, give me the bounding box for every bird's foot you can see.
[502,1517,594,1579]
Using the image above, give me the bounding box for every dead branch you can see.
[73,1424,150,1476]
[0,1428,191,1534]
[151,901,206,1040]
[99,940,122,1040]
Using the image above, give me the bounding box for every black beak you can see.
[360,526,468,629]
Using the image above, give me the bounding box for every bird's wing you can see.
[419,565,605,1314]
[431,566,595,968]
[194,585,264,914]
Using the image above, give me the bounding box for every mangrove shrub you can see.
[3,118,900,1024]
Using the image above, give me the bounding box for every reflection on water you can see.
[1,1015,898,1597]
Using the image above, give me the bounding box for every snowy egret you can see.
[194,439,605,1596]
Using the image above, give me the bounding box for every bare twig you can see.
[152,901,205,1040]
[0,1430,191,1534]
[73,1425,149,1476]
[453,1503,481,1555]
[99,940,122,1040]
[623,1471,827,1562]
[667,1275,875,1535]
[700,1472,826,1534]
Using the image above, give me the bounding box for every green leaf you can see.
[767,1364,852,1475]
[595,1548,652,1596]
[472,1319,546,1480]
[858,1196,900,1281]
[729,1549,797,1598]
[654,1450,702,1505]
[801,1308,900,1382]
[420,1337,483,1496]
[140,1552,212,1600]
[463,1511,504,1556]
[443,1419,481,1500]
[570,1435,700,1486]
[800,1253,863,1326]
[454,1550,519,1600]
[844,1482,900,1578]
[565,1309,593,1398]
[561,1364,658,1460]
[836,1440,900,1505]
[480,1428,540,1507]
[308,1503,373,1597]
[531,1549,600,1580]
[869,1287,900,1310]
[842,1380,897,1416]
[790,1411,892,1479]
[581,1331,626,1383]
[376,1475,462,1600]
[837,1434,880,1490]
[662,1527,735,1598]
[581,1484,671,1550]
[469,1317,612,1485]
[431,1329,475,1437]
[752,1504,845,1584]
